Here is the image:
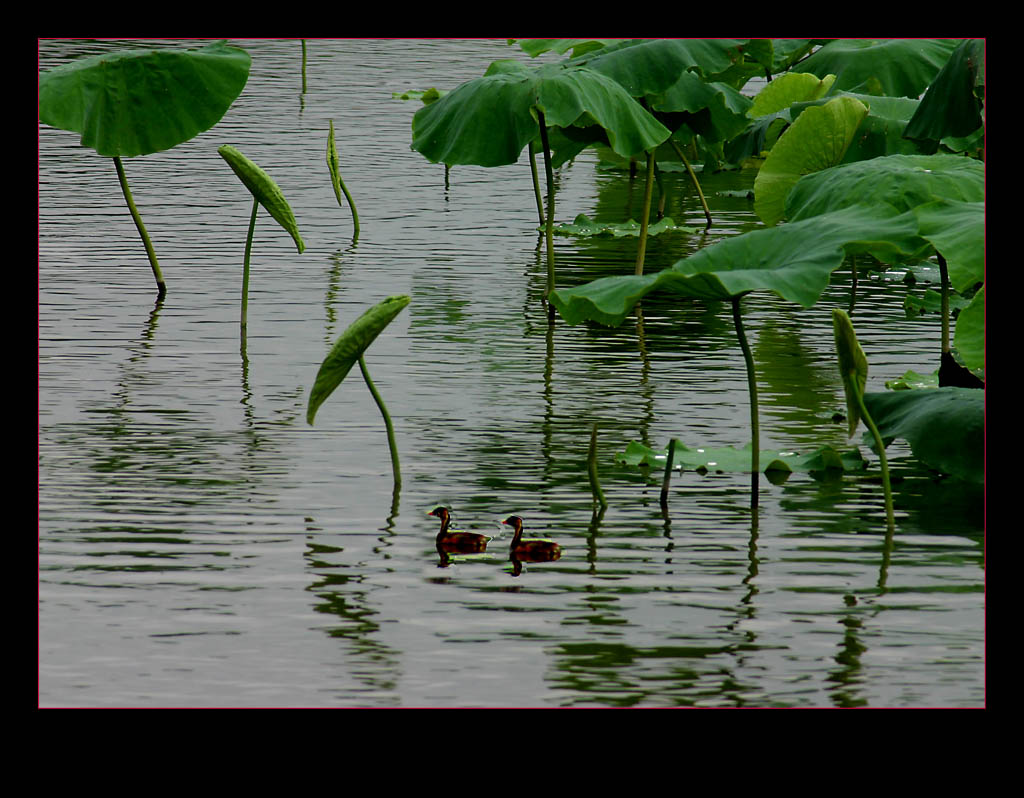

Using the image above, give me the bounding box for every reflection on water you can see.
[39,38,983,707]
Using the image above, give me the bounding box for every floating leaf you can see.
[753,95,869,225]
[218,145,305,253]
[39,40,251,158]
[616,439,866,475]
[550,213,695,238]
[307,295,411,425]
[862,387,984,484]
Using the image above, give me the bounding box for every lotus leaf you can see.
[953,287,984,373]
[410,59,670,167]
[913,200,984,292]
[549,204,923,327]
[747,72,835,117]
[754,95,869,225]
[791,39,960,98]
[785,153,985,222]
[862,387,984,484]
[218,145,305,253]
[307,295,411,425]
[904,38,985,143]
[39,40,251,158]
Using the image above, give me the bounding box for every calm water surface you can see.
[38,38,985,707]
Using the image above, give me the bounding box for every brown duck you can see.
[502,515,562,561]
[429,506,490,553]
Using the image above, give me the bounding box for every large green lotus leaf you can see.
[786,153,985,224]
[913,200,984,292]
[788,92,925,160]
[754,96,869,225]
[39,40,250,158]
[569,39,745,96]
[617,439,867,475]
[549,204,923,326]
[515,39,622,58]
[905,39,985,142]
[411,60,669,167]
[307,296,411,425]
[218,145,305,253]
[954,287,984,373]
[791,39,960,98]
[862,387,984,484]
[748,72,835,117]
[649,72,753,143]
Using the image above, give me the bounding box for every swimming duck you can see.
[502,515,562,561]
[429,506,490,553]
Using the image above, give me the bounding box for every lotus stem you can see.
[537,109,556,323]
[853,383,896,535]
[241,196,258,330]
[358,355,401,491]
[660,437,676,510]
[528,140,545,227]
[113,156,166,300]
[731,295,760,511]
[635,150,656,276]
[668,138,712,229]
[588,423,608,509]
[301,40,307,94]
[937,253,950,354]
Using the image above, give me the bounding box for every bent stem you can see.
[113,156,166,299]
[853,386,896,536]
[358,355,401,492]
[667,138,712,229]
[731,295,760,511]
[241,196,259,330]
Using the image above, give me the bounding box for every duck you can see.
[501,515,562,561]
[429,506,490,553]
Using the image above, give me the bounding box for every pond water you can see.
[38,38,985,707]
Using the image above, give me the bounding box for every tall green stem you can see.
[359,355,401,491]
[635,150,656,276]
[528,140,545,227]
[731,295,760,511]
[660,437,677,510]
[113,156,166,299]
[537,110,556,323]
[241,197,258,330]
[937,253,950,354]
[588,423,608,509]
[854,389,896,535]
[667,138,713,229]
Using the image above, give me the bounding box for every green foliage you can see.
[39,40,251,158]
[748,72,835,117]
[791,39,960,98]
[411,59,670,167]
[218,145,305,253]
[549,204,923,326]
[905,38,985,145]
[307,296,411,426]
[753,95,869,225]
[832,309,869,436]
[863,387,985,484]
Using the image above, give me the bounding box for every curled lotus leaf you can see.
[307,295,411,425]
[218,145,305,254]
